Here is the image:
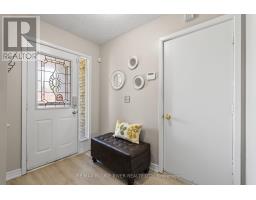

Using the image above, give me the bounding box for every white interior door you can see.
[163,20,234,184]
[27,43,78,170]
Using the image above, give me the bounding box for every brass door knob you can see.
[164,113,171,120]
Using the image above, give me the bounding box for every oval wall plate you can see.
[111,70,126,90]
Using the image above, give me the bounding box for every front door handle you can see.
[72,110,78,115]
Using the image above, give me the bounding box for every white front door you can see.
[27,44,78,170]
[163,20,234,184]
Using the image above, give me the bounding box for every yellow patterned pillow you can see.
[113,120,142,144]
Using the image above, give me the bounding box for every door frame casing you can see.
[158,15,242,184]
[21,40,92,175]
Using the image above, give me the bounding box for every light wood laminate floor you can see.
[8,153,185,185]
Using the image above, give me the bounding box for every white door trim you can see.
[21,40,92,175]
[158,15,242,184]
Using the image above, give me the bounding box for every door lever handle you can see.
[72,110,78,115]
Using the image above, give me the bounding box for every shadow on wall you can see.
[140,128,159,164]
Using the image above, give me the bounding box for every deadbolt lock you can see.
[72,110,78,115]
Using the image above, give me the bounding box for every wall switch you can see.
[124,96,130,103]
[97,57,102,63]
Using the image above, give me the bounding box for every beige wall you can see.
[0,60,7,184]
[0,17,7,184]
[6,20,101,171]
[99,14,220,164]
[6,64,21,171]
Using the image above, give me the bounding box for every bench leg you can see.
[144,168,150,174]
[92,157,97,163]
[127,177,135,185]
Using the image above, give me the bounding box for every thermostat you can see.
[147,72,156,81]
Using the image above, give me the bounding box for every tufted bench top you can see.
[92,132,150,158]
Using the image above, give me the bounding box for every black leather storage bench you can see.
[91,132,150,185]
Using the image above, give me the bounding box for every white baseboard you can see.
[150,163,159,172]
[6,168,22,181]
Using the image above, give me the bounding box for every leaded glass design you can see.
[37,53,71,108]
[79,58,89,140]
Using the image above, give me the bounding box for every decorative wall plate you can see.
[133,75,145,90]
[128,56,139,70]
[111,70,126,90]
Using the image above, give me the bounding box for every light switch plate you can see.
[124,96,130,103]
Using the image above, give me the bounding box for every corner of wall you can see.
[0,21,7,183]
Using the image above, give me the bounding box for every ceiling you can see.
[39,15,161,44]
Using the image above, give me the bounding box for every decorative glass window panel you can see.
[79,58,89,140]
[37,53,72,108]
